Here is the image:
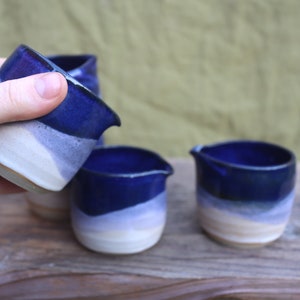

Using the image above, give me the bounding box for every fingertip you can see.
[0,72,68,124]
[35,72,68,102]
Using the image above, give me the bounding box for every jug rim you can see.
[190,139,296,171]
[80,145,174,178]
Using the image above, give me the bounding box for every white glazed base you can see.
[197,188,295,248]
[25,186,71,221]
[0,162,48,193]
[0,121,95,192]
[73,225,165,254]
[198,205,287,248]
[71,192,166,254]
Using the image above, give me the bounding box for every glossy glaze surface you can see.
[48,53,104,146]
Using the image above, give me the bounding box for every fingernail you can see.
[35,72,64,100]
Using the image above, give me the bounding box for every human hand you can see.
[0,58,68,194]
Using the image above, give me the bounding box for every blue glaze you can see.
[0,45,120,139]
[72,146,174,216]
[190,140,296,202]
[48,54,104,146]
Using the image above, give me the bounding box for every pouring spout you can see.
[190,145,204,156]
[106,108,121,128]
[95,103,121,139]
[161,162,174,177]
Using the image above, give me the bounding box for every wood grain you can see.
[0,158,300,299]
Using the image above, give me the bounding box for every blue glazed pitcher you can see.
[71,145,174,254]
[190,140,296,248]
[26,53,105,221]
[0,44,121,192]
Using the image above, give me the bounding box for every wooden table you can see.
[0,158,300,299]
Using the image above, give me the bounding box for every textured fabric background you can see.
[0,0,299,158]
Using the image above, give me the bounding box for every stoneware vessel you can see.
[71,145,174,254]
[26,53,103,220]
[0,44,121,192]
[190,140,296,248]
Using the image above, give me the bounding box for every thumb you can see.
[0,72,68,124]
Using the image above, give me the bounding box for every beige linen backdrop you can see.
[0,0,299,158]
